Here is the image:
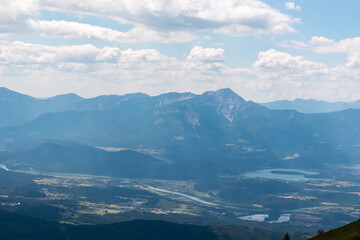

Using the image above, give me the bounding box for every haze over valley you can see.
[1,0,360,239]
[1,87,360,239]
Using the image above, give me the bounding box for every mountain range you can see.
[261,98,360,113]
[0,87,194,128]
[1,87,360,239]
[1,87,360,179]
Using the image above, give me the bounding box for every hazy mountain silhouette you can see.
[1,88,360,178]
[261,98,360,113]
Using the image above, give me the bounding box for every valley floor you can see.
[1,165,360,237]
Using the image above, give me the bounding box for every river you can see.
[146,186,218,206]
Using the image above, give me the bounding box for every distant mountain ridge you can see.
[0,87,194,127]
[261,98,360,113]
[2,87,359,128]
[1,87,360,180]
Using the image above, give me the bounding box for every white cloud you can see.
[185,45,228,72]
[38,0,296,38]
[0,0,39,32]
[0,40,180,77]
[0,40,185,97]
[285,2,301,11]
[187,46,225,62]
[0,41,99,64]
[0,42,243,97]
[1,41,360,102]
[25,19,197,43]
[283,36,360,54]
[283,36,360,70]
[250,48,360,101]
[0,0,298,43]
[253,49,328,80]
[253,47,360,83]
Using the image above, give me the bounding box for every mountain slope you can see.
[1,88,360,178]
[0,140,165,178]
[0,207,284,240]
[309,219,360,240]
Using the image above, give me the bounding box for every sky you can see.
[0,0,360,102]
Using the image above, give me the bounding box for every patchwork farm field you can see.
[1,165,360,233]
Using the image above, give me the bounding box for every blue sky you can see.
[0,0,359,102]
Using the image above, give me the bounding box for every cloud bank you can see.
[0,0,297,43]
[1,40,359,102]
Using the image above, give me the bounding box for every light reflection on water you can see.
[238,214,269,222]
[269,214,291,223]
[0,164,8,171]
[239,213,291,223]
[243,168,319,181]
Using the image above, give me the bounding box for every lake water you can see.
[238,214,269,222]
[239,213,291,223]
[0,164,8,171]
[269,214,291,223]
[243,168,319,181]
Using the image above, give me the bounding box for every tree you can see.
[284,232,290,240]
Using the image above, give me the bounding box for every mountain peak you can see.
[213,88,237,95]
[0,87,22,96]
[0,87,35,101]
[204,88,245,102]
[47,93,83,102]
[202,88,246,122]
[0,87,12,92]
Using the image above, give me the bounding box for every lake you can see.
[238,214,269,222]
[239,213,291,223]
[243,168,319,181]
[0,164,8,171]
[269,214,291,223]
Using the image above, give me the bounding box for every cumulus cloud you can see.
[0,40,185,97]
[0,0,299,43]
[185,46,228,72]
[250,48,360,100]
[0,42,244,97]
[187,46,225,62]
[283,36,360,54]
[0,0,298,42]
[253,49,328,80]
[0,40,179,73]
[37,0,296,38]
[0,41,99,64]
[283,36,360,69]
[285,2,301,11]
[248,48,360,101]
[25,19,197,43]
[0,0,39,32]
[1,41,360,102]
